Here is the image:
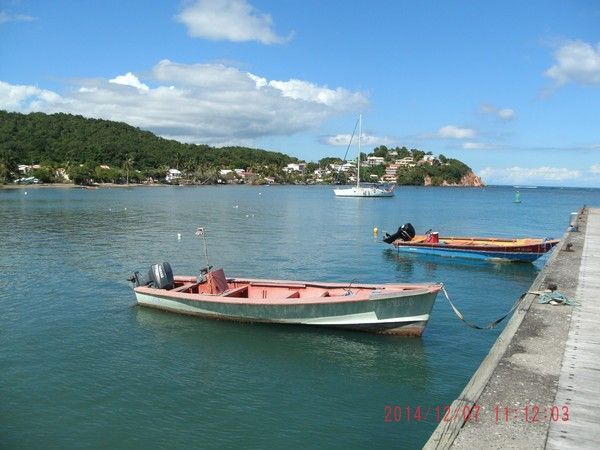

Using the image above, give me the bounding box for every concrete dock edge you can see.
[424,207,589,449]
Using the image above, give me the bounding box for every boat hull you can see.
[134,280,439,336]
[393,245,548,262]
[334,187,394,197]
[390,237,559,262]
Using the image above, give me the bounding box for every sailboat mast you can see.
[357,114,362,188]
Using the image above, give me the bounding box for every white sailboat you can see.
[333,114,395,198]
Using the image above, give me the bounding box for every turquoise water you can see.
[1,185,599,448]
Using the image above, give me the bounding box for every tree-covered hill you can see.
[0,110,482,187]
[0,110,297,170]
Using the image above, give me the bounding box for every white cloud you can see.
[463,142,491,150]
[438,125,475,139]
[175,0,291,44]
[268,79,365,108]
[479,103,515,120]
[480,166,581,184]
[545,40,600,86]
[590,164,600,174]
[0,81,67,109]
[0,11,35,24]
[0,61,368,145]
[324,133,393,147]
[109,72,149,91]
[498,108,515,120]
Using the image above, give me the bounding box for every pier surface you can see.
[425,207,600,449]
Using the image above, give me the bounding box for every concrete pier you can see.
[425,207,600,449]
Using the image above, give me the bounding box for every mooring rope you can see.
[440,285,525,330]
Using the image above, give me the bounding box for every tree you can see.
[397,146,410,158]
[123,155,134,185]
[360,165,385,182]
[412,150,425,162]
[32,166,56,183]
[372,145,389,158]
[396,166,425,185]
[305,162,318,173]
[68,162,95,185]
[319,157,343,168]
[0,142,18,183]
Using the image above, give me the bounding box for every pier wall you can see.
[425,207,595,449]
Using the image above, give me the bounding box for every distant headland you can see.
[0,110,484,187]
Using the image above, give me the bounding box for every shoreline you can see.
[0,182,164,189]
[1,182,488,190]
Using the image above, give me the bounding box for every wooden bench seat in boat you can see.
[172,282,199,293]
[221,285,249,298]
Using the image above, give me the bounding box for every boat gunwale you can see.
[393,237,559,252]
[411,235,559,244]
[134,277,441,306]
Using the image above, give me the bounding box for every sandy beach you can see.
[0,182,164,189]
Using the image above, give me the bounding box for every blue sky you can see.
[1,0,599,186]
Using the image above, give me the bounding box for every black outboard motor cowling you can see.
[148,262,174,290]
[399,223,416,241]
[383,222,416,243]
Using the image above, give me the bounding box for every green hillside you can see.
[0,110,479,186]
[0,110,297,171]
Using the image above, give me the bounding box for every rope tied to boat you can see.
[440,285,524,330]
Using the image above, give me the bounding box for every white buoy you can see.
[177,233,182,241]
[24,191,28,195]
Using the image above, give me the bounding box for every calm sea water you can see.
[1,185,599,448]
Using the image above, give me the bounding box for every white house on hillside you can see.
[166,168,181,183]
[366,156,385,166]
[284,163,306,173]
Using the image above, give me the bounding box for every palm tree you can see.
[182,158,196,184]
[123,155,134,185]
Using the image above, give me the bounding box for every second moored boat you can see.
[383,223,559,263]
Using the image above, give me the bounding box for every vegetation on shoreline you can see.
[0,110,480,186]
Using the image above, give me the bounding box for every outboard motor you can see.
[129,271,150,287]
[383,223,416,243]
[148,262,174,290]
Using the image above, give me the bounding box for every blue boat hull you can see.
[394,245,547,262]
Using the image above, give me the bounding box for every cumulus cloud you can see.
[324,133,394,147]
[109,72,149,91]
[437,125,475,139]
[545,40,600,86]
[479,103,515,120]
[479,166,581,184]
[0,11,36,24]
[590,164,600,174]
[0,81,66,109]
[175,0,291,44]
[0,60,368,145]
